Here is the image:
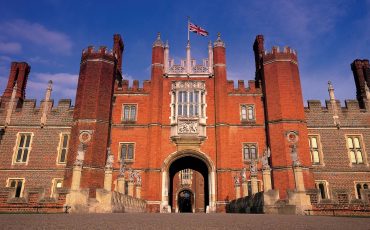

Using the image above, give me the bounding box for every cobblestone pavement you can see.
[0,213,369,230]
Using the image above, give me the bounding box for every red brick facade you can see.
[0,34,369,213]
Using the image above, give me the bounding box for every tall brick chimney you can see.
[259,38,314,198]
[64,41,120,196]
[213,33,227,123]
[2,62,30,105]
[351,59,370,109]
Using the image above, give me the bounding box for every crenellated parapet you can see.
[263,46,298,65]
[226,80,262,95]
[115,79,151,94]
[0,98,73,127]
[81,46,116,65]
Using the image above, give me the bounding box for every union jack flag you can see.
[189,22,209,36]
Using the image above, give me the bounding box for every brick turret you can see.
[64,41,119,196]
[213,33,227,123]
[150,33,164,123]
[258,36,314,198]
[2,62,30,105]
[351,59,370,109]
[253,35,264,85]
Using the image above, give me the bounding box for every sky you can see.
[0,0,369,106]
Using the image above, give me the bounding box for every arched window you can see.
[243,143,258,161]
[356,183,362,199]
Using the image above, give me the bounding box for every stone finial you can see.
[119,162,126,177]
[290,144,301,167]
[105,147,114,169]
[214,32,225,47]
[74,143,85,166]
[250,159,258,176]
[262,147,271,170]
[240,168,247,182]
[153,32,164,47]
[233,175,240,186]
[5,83,18,127]
[164,40,169,48]
[365,83,370,100]
[328,81,335,101]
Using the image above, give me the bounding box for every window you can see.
[13,133,33,163]
[170,81,206,122]
[122,104,137,122]
[240,105,255,122]
[243,143,258,161]
[120,143,135,162]
[355,182,369,199]
[346,136,364,164]
[315,181,329,199]
[308,136,322,165]
[177,90,200,117]
[7,179,24,198]
[57,133,69,164]
[180,169,193,185]
[51,178,63,197]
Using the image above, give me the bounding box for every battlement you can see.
[352,59,369,69]
[115,79,151,94]
[226,80,262,94]
[81,45,116,63]
[305,99,366,112]
[263,46,298,64]
[0,97,73,127]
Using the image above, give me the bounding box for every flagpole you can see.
[187,16,190,42]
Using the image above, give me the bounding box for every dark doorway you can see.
[169,156,209,212]
[178,190,193,213]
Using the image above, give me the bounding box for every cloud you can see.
[122,73,135,86]
[27,72,78,100]
[0,19,72,55]
[0,42,22,54]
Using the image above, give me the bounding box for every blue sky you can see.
[0,0,369,106]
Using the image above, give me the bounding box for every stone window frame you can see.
[56,132,70,165]
[315,180,330,199]
[51,178,63,198]
[119,142,135,163]
[170,81,207,124]
[354,181,369,199]
[308,134,325,166]
[122,104,138,123]
[345,134,368,166]
[6,178,25,198]
[240,104,256,123]
[12,132,34,165]
[242,142,258,162]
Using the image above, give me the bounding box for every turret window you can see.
[13,133,33,164]
[241,105,255,122]
[120,143,135,162]
[243,143,258,161]
[308,135,323,165]
[122,104,137,122]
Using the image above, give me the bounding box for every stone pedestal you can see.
[293,166,305,191]
[71,165,82,190]
[251,175,258,195]
[128,180,134,197]
[262,168,272,191]
[235,184,241,199]
[136,185,142,199]
[104,169,113,191]
[117,176,126,194]
[242,181,248,197]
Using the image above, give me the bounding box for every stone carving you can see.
[119,163,126,177]
[171,81,205,91]
[105,147,114,169]
[240,168,247,182]
[290,144,301,167]
[129,168,135,182]
[250,160,257,176]
[192,65,209,73]
[168,65,186,74]
[233,175,240,186]
[178,120,198,134]
[135,174,142,186]
[74,143,85,166]
[262,147,271,170]
[79,130,92,144]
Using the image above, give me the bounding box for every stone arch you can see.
[160,149,216,213]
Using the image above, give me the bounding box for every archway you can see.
[177,189,193,213]
[161,150,216,213]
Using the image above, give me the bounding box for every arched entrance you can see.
[177,189,193,213]
[161,150,216,213]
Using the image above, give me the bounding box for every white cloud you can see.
[27,72,78,100]
[0,19,72,55]
[0,42,22,54]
